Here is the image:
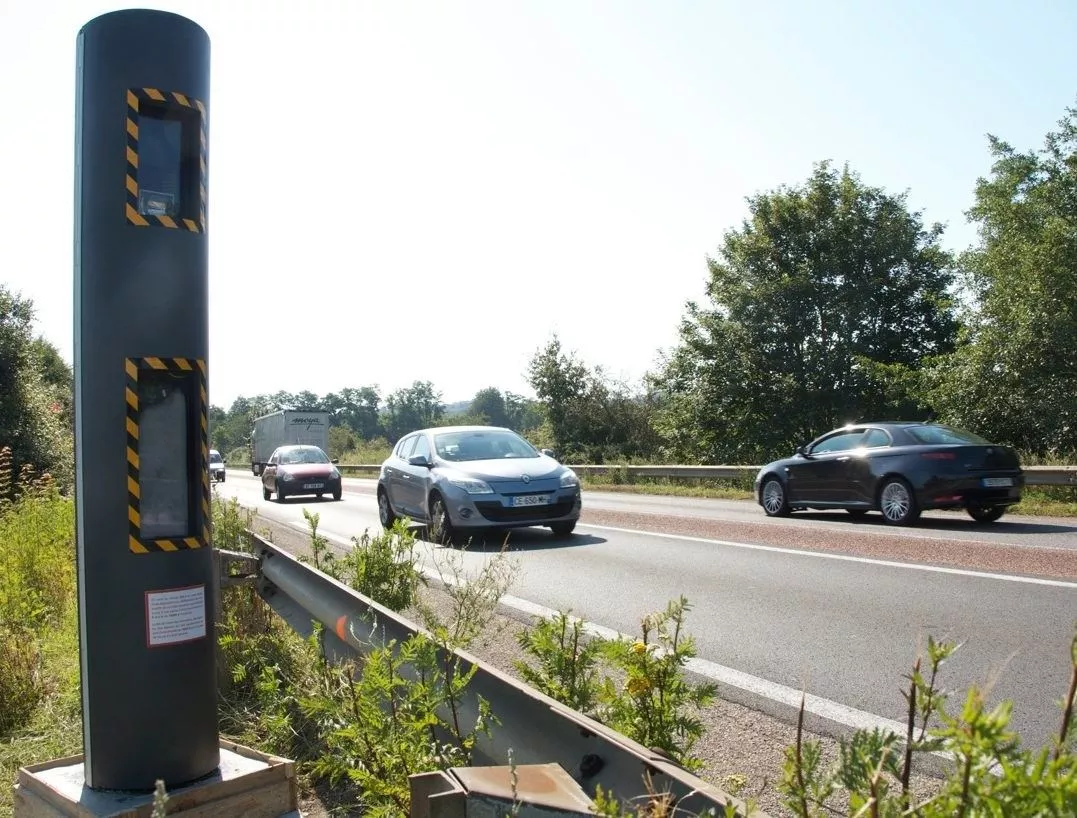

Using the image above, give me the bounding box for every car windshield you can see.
[279,447,330,465]
[433,430,539,462]
[209,452,223,463]
[904,425,991,445]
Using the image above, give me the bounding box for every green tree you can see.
[504,392,545,433]
[327,425,356,460]
[469,387,509,427]
[651,161,958,464]
[527,336,661,461]
[920,102,1077,457]
[382,381,445,442]
[324,386,381,440]
[526,335,590,452]
[0,285,73,493]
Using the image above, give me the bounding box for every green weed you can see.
[515,596,716,772]
[514,610,602,714]
[779,631,1077,816]
[0,459,82,815]
[300,508,425,613]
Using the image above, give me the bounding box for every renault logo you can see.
[521,474,531,483]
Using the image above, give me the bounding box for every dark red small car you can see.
[259,444,342,502]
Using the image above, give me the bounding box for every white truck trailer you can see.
[250,410,332,475]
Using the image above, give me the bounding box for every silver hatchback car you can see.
[377,425,582,544]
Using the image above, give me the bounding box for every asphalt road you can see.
[218,469,1077,751]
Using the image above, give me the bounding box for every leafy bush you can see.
[0,455,74,736]
[339,437,394,465]
[515,610,602,714]
[300,508,423,613]
[213,500,517,817]
[301,628,493,817]
[515,595,716,772]
[0,464,81,816]
[779,633,1077,816]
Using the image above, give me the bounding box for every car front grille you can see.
[474,499,577,522]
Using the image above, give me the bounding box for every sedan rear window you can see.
[905,425,991,445]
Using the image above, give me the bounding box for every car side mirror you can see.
[331,458,339,464]
[541,448,558,460]
[408,454,432,468]
[794,446,807,457]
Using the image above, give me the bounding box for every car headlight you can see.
[329,467,340,479]
[559,469,580,488]
[280,471,296,482]
[448,477,494,495]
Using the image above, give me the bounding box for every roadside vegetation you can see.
[0,451,83,815]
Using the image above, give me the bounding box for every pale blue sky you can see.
[2,1,1074,410]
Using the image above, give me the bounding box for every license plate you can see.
[982,477,1013,488]
[303,483,324,490]
[511,494,551,507]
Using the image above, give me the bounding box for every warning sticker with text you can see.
[145,584,207,647]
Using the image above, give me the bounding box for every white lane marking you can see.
[284,522,921,739]
[262,494,1075,590]
[578,523,1077,589]
[585,503,1013,547]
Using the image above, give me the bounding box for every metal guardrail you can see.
[324,463,1077,487]
[249,530,756,817]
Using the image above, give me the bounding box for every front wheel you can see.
[277,484,287,503]
[968,503,1006,524]
[378,489,396,528]
[550,520,576,537]
[760,476,790,517]
[262,485,270,501]
[428,493,457,545]
[879,478,920,526]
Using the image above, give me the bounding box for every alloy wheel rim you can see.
[882,483,910,520]
[763,481,784,514]
[432,500,446,536]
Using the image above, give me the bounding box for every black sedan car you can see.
[754,422,1024,526]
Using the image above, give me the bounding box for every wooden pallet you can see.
[13,739,298,818]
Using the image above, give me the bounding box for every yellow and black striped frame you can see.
[125,87,207,232]
[125,356,210,554]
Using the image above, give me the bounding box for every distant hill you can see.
[444,400,471,416]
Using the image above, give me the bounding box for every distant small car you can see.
[208,449,226,483]
[754,422,1025,526]
[376,425,582,544]
[259,444,342,502]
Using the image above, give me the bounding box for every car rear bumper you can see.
[919,474,1024,509]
